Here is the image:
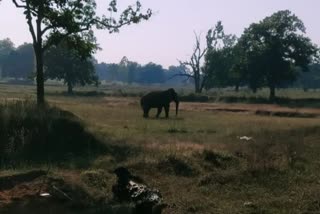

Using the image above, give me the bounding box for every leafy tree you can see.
[237,10,318,100]
[2,42,34,79]
[16,43,35,79]
[44,41,98,94]
[139,62,165,84]
[11,0,152,105]
[203,21,238,90]
[117,56,129,82]
[127,61,139,84]
[0,38,15,78]
[95,62,109,81]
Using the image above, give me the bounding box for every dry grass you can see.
[1,83,320,213]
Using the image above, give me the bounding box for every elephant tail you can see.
[140,97,144,107]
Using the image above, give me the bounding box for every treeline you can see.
[0,39,34,79]
[95,56,187,84]
[0,39,187,91]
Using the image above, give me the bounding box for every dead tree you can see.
[177,33,208,93]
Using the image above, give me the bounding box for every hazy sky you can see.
[0,0,319,68]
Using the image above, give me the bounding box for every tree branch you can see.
[42,24,92,51]
[12,0,38,14]
[167,73,193,81]
[25,1,37,44]
[12,0,26,8]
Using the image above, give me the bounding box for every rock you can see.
[239,136,253,141]
[112,167,166,214]
[243,201,255,207]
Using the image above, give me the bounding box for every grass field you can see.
[1,83,320,213]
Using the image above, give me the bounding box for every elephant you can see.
[140,88,179,118]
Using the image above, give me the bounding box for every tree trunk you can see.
[194,72,201,93]
[235,84,239,92]
[35,47,45,105]
[35,10,45,106]
[195,81,201,93]
[269,84,276,102]
[67,82,73,94]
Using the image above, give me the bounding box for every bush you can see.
[0,100,106,166]
[179,93,209,102]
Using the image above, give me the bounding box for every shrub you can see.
[179,93,209,102]
[0,100,106,166]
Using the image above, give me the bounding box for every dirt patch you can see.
[0,171,48,206]
[102,97,139,108]
[0,170,98,213]
[145,142,206,154]
[60,96,320,119]
[0,170,46,192]
[181,102,320,118]
[206,108,250,113]
[255,110,318,118]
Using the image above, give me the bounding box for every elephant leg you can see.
[156,107,162,118]
[143,106,150,118]
[164,105,170,118]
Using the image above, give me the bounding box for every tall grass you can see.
[0,100,105,167]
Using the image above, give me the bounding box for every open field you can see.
[1,84,320,213]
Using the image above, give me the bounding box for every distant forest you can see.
[0,38,187,85]
[94,56,188,85]
[0,37,319,90]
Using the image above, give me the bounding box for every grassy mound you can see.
[0,100,106,166]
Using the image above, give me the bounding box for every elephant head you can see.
[168,88,179,116]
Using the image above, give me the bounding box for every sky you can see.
[0,0,319,68]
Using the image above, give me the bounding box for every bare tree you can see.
[177,32,207,93]
[174,21,232,93]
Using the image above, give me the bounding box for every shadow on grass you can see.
[46,90,106,97]
[157,155,196,177]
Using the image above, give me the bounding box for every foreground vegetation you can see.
[0,84,320,213]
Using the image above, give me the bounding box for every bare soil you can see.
[0,171,95,214]
[99,97,320,118]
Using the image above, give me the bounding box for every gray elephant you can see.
[140,88,179,118]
